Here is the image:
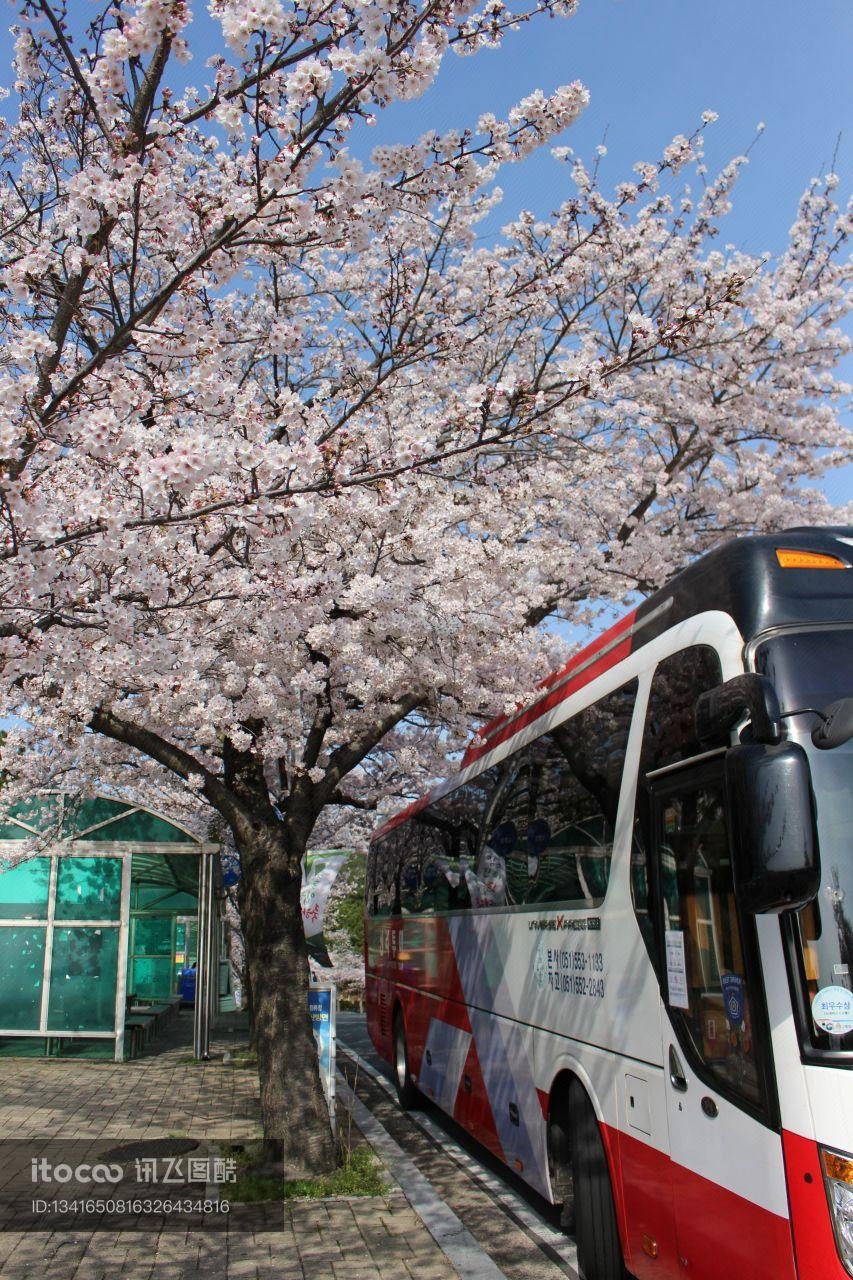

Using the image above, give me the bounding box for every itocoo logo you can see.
[31,1158,123,1185]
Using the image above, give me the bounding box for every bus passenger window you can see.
[370,677,638,916]
[476,680,638,909]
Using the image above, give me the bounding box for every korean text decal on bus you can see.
[365,527,853,1280]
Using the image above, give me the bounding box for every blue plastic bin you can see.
[178,966,197,1004]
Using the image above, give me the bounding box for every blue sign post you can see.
[308,977,337,1136]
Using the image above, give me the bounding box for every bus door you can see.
[648,761,796,1280]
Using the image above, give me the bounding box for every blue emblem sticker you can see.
[721,972,745,1026]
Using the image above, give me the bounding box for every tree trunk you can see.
[86,709,339,1177]
[244,963,257,1052]
[236,820,337,1178]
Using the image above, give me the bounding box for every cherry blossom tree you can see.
[0,0,850,1174]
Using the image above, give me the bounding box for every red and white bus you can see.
[365,527,853,1280]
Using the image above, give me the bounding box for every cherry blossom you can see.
[0,0,850,1173]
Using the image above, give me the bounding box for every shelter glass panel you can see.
[0,794,60,839]
[105,811,195,843]
[135,889,198,913]
[132,916,173,955]
[178,918,198,968]
[47,927,119,1031]
[51,1038,115,1059]
[129,914,176,999]
[55,857,122,921]
[0,857,51,919]
[130,956,173,999]
[0,1037,48,1056]
[132,853,199,900]
[61,797,131,838]
[0,927,45,1028]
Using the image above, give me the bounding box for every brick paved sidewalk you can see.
[0,1013,459,1280]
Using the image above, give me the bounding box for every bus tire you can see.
[570,1081,627,1280]
[392,1012,422,1110]
[548,1094,575,1233]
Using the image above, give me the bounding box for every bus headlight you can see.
[821,1147,853,1275]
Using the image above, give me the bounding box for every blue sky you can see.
[2,1,849,256]
[351,0,852,626]
[3,0,849,250]
[356,0,852,255]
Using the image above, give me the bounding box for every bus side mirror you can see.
[812,698,853,750]
[695,674,782,746]
[725,742,819,914]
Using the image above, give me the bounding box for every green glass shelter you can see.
[0,793,225,1061]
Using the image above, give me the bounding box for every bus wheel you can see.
[392,1013,421,1110]
[570,1081,627,1280]
[548,1095,575,1233]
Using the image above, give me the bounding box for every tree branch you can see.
[311,690,426,812]
[37,0,117,149]
[89,707,245,830]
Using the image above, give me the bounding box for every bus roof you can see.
[374,526,853,841]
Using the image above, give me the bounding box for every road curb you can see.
[337,1074,509,1280]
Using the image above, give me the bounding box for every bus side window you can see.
[630,825,656,956]
[380,767,501,916]
[640,645,723,774]
[523,678,638,908]
[631,646,724,964]
[367,830,397,917]
[372,675,639,917]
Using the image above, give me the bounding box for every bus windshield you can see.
[755,627,853,1056]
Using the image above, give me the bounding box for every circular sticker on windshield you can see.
[811,985,853,1035]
